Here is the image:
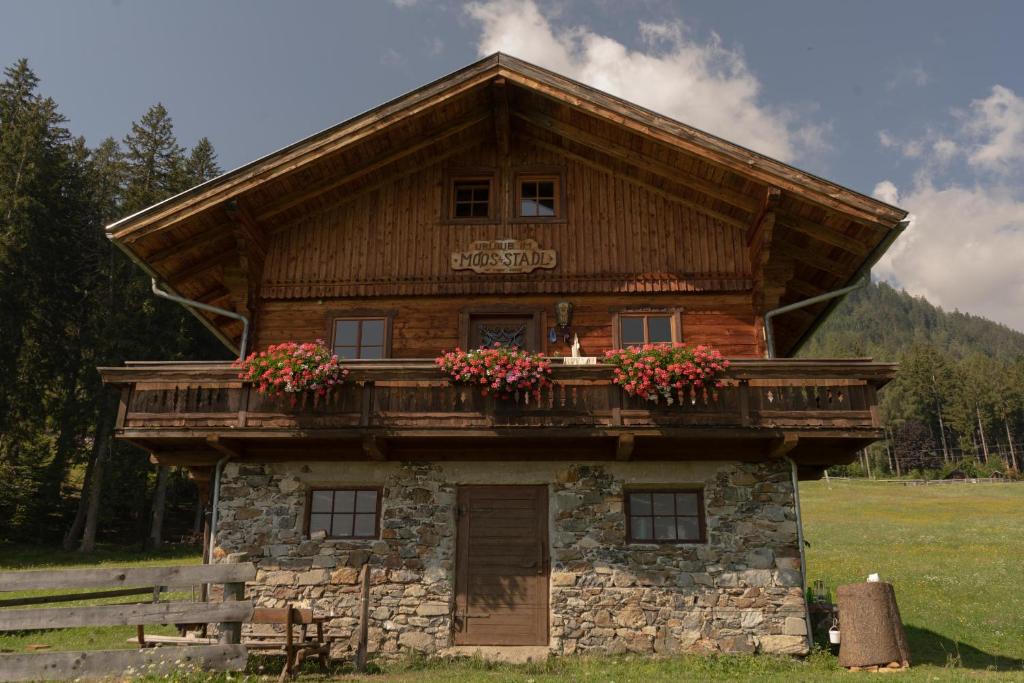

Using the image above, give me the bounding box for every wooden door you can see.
[454,485,549,646]
[469,315,537,351]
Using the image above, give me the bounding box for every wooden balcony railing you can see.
[100,359,894,436]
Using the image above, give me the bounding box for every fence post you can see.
[219,552,248,645]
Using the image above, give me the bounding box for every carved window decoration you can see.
[332,318,387,359]
[307,488,381,539]
[517,175,560,218]
[478,322,528,348]
[468,314,538,351]
[619,314,675,346]
[625,489,706,543]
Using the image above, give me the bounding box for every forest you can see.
[0,59,1020,549]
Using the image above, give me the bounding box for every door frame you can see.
[458,306,546,352]
[453,484,550,646]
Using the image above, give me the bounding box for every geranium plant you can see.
[603,343,730,405]
[435,343,553,401]
[234,340,348,403]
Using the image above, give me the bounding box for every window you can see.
[626,490,705,543]
[517,175,560,218]
[333,318,386,359]
[451,178,492,219]
[308,488,381,539]
[619,314,675,346]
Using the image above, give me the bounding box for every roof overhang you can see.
[106,52,908,356]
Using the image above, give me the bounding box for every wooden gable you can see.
[106,53,907,357]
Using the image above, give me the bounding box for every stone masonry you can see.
[214,459,808,658]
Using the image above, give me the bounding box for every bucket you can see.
[829,626,841,645]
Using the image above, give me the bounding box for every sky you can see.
[4,0,1023,331]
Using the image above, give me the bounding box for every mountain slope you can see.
[800,281,1024,362]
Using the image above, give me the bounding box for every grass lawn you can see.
[801,479,1024,675]
[1,481,1022,681]
[0,544,201,653]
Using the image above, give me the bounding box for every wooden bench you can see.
[136,604,329,681]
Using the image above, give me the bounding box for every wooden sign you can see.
[450,239,557,274]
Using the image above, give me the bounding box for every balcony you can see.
[100,358,894,478]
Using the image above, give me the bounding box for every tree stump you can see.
[836,582,910,670]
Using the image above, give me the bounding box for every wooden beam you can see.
[205,435,243,459]
[494,78,511,230]
[784,278,822,300]
[616,433,635,461]
[777,214,871,257]
[747,186,782,246]
[256,111,490,222]
[777,243,853,279]
[113,63,501,242]
[224,201,268,262]
[514,108,761,213]
[165,250,234,283]
[267,133,488,234]
[523,135,749,231]
[501,63,905,226]
[362,435,387,461]
[768,434,800,459]
[146,223,235,264]
[0,645,248,682]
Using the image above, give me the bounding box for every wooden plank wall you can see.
[260,137,752,299]
[255,293,758,358]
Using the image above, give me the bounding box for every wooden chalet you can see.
[99,54,906,657]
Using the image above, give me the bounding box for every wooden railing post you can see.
[219,552,248,645]
[354,563,371,673]
[738,380,751,427]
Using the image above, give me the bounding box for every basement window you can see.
[308,488,381,539]
[625,489,705,543]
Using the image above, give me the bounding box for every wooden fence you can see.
[0,562,256,681]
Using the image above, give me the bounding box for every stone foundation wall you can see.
[214,459,807,658]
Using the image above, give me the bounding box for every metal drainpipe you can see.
[762,220,910,650]
[764,278,870,652]
[207,455,233,564]
[150,279,251,361]
[764,278,869,359]
[150,278,250,567]
[784,455,815,651]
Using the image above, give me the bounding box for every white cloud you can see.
[962,85,1024,175]
[873,181,1024,330]
[873,85,1024,331]
[885,64,930,92]
[465,0,827,163]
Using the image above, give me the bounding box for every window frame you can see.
[624,487,707,544]
[511,167,566,223]
[328,314,392,360]
[444,169,499,223]
[612,309,683,348]
[304,486,383,540]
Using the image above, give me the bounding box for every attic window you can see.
[451,178,492,219]
[517,175,560,218]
